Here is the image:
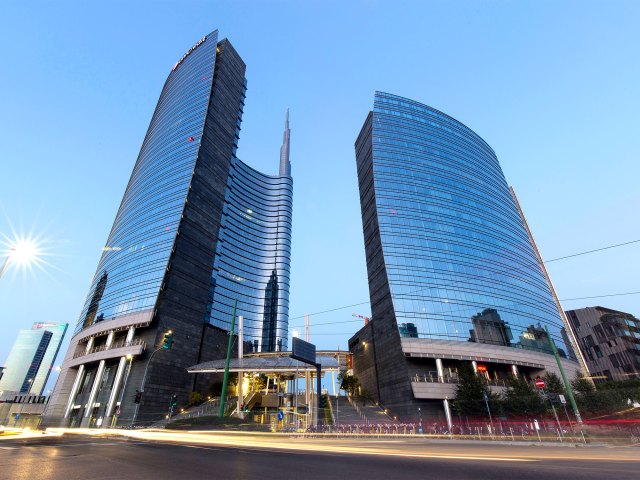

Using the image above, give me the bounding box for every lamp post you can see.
[0,247,16,280]
[1,240,43,281]
[131,331,173,427]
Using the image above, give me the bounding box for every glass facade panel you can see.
[207,158,293,352]
[74,32,220,334]
[370,92,569,357]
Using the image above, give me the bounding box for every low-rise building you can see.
[565,306,640,383]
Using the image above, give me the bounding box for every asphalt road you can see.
[1,433,639,480]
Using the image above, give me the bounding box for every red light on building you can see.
[188,136,195,142]
[476,364,488,373]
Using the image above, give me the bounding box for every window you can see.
[594,325,606,343]
[593,345,603,358]
[609,354,620,368]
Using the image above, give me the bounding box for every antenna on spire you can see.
[279,109,291,177]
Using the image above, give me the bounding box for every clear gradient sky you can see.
[1,1,639,387]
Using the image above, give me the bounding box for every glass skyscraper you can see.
[0,323,67,395]
[350,92,582,421]
[44,30,292,428]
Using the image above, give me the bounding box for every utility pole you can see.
[304,313,310,429]
[546,326,583,425]
[237,315,244,418]
[219,300,238,418]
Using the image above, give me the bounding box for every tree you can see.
[571,372,595,395]
[188,391,205,407]
[571,374,640,416]
[358,388,374,406]
[453,362,494,416]
[543,372,565,395]
[502,376,546,417]
[338,372,360,396]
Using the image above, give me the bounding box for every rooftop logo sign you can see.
[173,36,207,71]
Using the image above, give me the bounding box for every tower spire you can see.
[279,109,291,177]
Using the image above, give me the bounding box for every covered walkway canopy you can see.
[188,351,349,375]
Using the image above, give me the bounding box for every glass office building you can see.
[370,92,567,352]
[208,155,293,352]
[44,30,292,428]
[0,323,67,395]
[350,92,581,421]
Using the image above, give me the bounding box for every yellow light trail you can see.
[47,428,640,464]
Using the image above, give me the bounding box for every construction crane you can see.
[352,313,370,325]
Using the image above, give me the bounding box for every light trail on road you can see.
[44,428,640,464]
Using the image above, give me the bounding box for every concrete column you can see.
[84,360,106,418]
[126,326,135,343]
[63,365,85,419]
[104,356,127,419]
[511,365,519,377]
[105,331,115,348]
[435,358,445,383]
[63,337,95,419]
[443,398,453,432]
[471,361,478,373]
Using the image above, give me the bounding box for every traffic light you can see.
[320,395,328,409]
[134,390,142,404]
[171,394,178,408]
[162,330,173,350]
[244,403,250,413]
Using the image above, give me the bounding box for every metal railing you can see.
[73,338,145,359]
[411,373,511,387]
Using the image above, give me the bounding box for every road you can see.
[1,431,638,480]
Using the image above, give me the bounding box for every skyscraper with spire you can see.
[205,110,293,353]
[43,30,292,428]
[280,109,291,177]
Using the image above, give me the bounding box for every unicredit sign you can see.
[173,36,207,71]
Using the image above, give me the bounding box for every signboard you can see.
[535,378,545,389]
[173,36,207,71]
[559,394,566,405]
[533,419,540,431]
[277,410,284,421]
[291,337,316,365]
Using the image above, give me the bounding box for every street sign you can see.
[559,394,566,405]
[535,378,545,389]
[291,337,316,365]
[277,410,284,421]
[533,419,540,430]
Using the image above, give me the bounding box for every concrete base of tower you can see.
[348,322,583,424]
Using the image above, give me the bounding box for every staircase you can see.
[150,397,226,427]
[329,395,369,425]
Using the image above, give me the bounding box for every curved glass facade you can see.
[368,91,569,356]
[74,32,220,334]
[207,157,293,352]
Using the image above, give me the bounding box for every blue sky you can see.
[1,1,639,387]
